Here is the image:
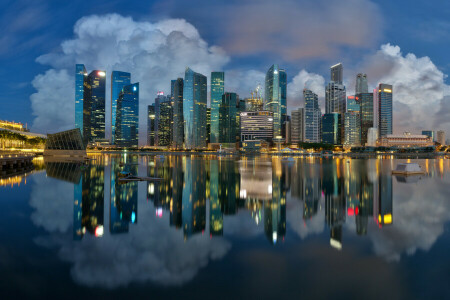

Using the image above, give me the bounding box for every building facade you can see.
[147,104,156,146]
[421,130,434,141]
[304,89,322,143]
[344,112,361,147]
[83,70,106,145]
[378,132,433,147]
[171,78,184,149]
[264,65,287,138]
[359,93,374,145]
[240,111,274,142]
[219,92,238,143]
[376,84,393,137]
[157,98,172,147]
[111,71,131,144]
[210,72,224,143]
[355,73,368,94]
[331,63,343,84]
[75,64,86,134]
[183,67,207,149]
[322,113,341,145]
[290,108,304,144]
[115,83,139,147]
[437,130,446,145]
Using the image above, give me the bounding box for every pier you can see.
[0,154,35,175]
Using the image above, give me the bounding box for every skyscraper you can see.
[358,93,374,145]
[344,112,361,147]
[206,107,211,145]
[290,108,304,144]
[355,73,368,94]
[325,82,346,115]
[115,83,139,147]
[158,99,172,147]
[219,92,238,144]
[171,78,184,149]
[376,84,393,137]
[210,72,224,144]
[111,71,131,144]
[304,89,321,143]
[331,63,343,84]
[147,104,156,146]
[75,64,86,134]
[322,113,341,145]
[83,70,106,144]
[265,65,287,138]
[154,92,167,146]
[183,68,207,149]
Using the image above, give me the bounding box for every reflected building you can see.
[219,159,240,215]
[209,160,223,236]
[375,172,393,227]
[302,164,321,220]
[264,161,286,244]
[239,161,272,201]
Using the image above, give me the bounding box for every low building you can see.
[44,128,86,158]
[240,111,274,143]
[377,132,433,147]
[437,130,446,145]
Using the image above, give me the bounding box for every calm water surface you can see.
[1,155,450,299]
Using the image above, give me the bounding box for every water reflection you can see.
[28,155,450,288]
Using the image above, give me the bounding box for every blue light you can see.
[131,211,136,223]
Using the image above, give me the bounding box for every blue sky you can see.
[0,0,449,137]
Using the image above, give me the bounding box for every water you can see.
[1,154,450,299]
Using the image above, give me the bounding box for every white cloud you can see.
[287,69,325,111]
[31,14,230,141]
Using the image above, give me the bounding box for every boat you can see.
[392,163,425,175]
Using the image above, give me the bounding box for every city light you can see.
[98,71,106,77]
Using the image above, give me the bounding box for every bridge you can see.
[0,154,35,174]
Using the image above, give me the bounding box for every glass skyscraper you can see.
[147,104,156,146]
[322,113,341,145]
[111,71,131,145]
[344,112,361,146]
[330,63,343,84]
[83,70,106,145]
[358,93,374,145]
[210,72,224,144]
[154,92,167,146]
[183,67,207,149]
[264,64,287,138]
[172,78,184,149]
[75,64,86,134]
[115,83,139,147]
[158,98,172,147]
[219,92,238,143]
[377,84,393,137]
[304,89,321,143]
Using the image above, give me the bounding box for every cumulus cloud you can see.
[31,14,230,140]
[354,44,450,134]
[287,69,325,111]
[164,0,383,61]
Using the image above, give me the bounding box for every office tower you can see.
[265,64,287,138]
[158,98,172,147]
[83,70,106,145]
[331,63,343,84]
[304,89,321,143]
[422,130,434,141]
[219,92,238,143]
[325,82,346,115]
[183,67,207,149]
[358,93,374,145]
[171,78,184,149]
[75,64,86,133]
[437,130,445,145]
[206,108,211,144]
[375,84,393,137]
[240,111,274,142]
[147,104,156,146]
[322,113,341,145]
[347,96,360,112]
[355,73,368,94]
[111,71,131,144]
[344,112,361,146]
[290,108,304,144]
[210,72,224,143]
[115,83,139,147]
[154,92,167,146]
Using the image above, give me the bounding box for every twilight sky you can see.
[1,0,449,141]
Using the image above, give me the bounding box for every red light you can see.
[347,207,354,216]
[355,207,359,215]
[348,96,355,99]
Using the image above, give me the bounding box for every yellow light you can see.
[383,89,392,93]
[378,214,382,223]
[384,214,392,224]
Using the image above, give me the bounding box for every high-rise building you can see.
[206,107,211,144]
[437,130,446,145]
[331,63,343,84]
[421,130,434,141]
[290,108,304,144]
[325,82,346,115]
[75,64,86,134]
[376,84,393,137]
[367,128,378,147]
[304,89,321,143]
[183,68,207,149]
[115,83,139,147]
[265,65,287,138]
[210,72,224,143]
[83,70,106,145]
[147,104,156,146]
[344,112,361,147]
[240,111,274,142]
[347,96,360,112]
[171,78,184,149]
[355,73,368,94]
[111,71,131,144]
[322,113,341,145]
[358,93,374,145]
[154,92,167,146]
[157,98,172,147]
[219,92,238,144]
